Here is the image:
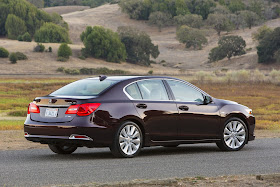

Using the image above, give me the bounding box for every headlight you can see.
[245,108,253,115]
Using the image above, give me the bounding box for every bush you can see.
[0,47,9,58]
[118,26,159,66]
[34,22,70,43]
[15,52,27,60]
[174,14,203,28]
[56,67,65,72]
[148,11,172,31]
[79,67,128,75]
[17,35,23,41]
[48,47,52,52]
[119,0,150,20]
[64,68,80,75]
[176,25,207,49]
[275,49,280,63]
[57,43,72,59]
[252,25,273,42]
[57,57,68,62]
[80,26,127,63]
[209,35,246,61]
[148,70,153,75]
[5,14,27,39]
[22,32,32,42]
[257,27,280,63]
[9,53,17,64]
[34,43,45,52]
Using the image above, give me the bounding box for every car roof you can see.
[86,76,178,81]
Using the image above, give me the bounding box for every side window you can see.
[125,83,142,100]
[166,80,204,103]
[137,79,169,100]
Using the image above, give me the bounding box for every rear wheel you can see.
[48,144,77,154]
[216,117,248,151]
[110,121,143,158]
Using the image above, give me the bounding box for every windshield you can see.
[50,79,119,96]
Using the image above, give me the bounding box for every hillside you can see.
[62,4,280,71]
[0,4,280,77]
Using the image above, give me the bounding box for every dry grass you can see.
[0,78,279,130]
[42,6,90,15]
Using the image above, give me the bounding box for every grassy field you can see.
[0,78,279,130]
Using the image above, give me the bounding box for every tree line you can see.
[26,0,115,8]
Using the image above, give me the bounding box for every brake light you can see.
[65,103,100,116]
[28,102,40,114]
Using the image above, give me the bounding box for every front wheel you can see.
[48,144,77,154]
[110,121,143,158]
[216,117,248,151]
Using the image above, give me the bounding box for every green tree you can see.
[257,27,280,63]
[227,0,245,13]
[174,14,203,28]
[34,22,70,43]
[58,43,72,60]
[119,0,151,20]
[9,53,17,64]
[207,13,232,35]
[80,26,127,63]
[176,25,208,49]
[208,46,226,62]
[118,26,160,66]
[148,11,172,31]
[175,0,190,15]
[239,10,261,29]
[26,0,44,8]
[252,25,273,41]
[187,0,216,19]
[5,14,27,39]
[22,32,32,42]
[0,47,9,58]
[217,35,246,60]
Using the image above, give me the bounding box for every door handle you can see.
[136,103,147,109]
[179,105,189,111]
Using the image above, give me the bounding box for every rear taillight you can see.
[65,103,100,116]
[28,102,40,114]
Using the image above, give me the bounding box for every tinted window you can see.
[167,80,204,102]
[125,83,142,99]
[137,79,169,100]
[50,79,118,96]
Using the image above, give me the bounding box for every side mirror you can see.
[203,95,213,104]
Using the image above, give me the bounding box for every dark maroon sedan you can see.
[24,76,255,157]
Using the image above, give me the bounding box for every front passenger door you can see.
[165,80,220,139]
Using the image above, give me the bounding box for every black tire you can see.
[216,117,248,151]
[48,144,77,154]
[110,121,143,158]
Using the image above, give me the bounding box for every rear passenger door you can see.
[125,79,179,141]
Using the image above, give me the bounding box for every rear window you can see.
[50,79,118,96]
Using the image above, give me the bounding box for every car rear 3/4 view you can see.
[24,76,255,158]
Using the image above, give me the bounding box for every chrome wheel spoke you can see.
[119,124,141,156]
[224,121,246,149]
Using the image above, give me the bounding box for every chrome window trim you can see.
[123,78,211,102]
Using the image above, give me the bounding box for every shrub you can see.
[176,25,207,50]
[56,67,65,72]
[257,27,280,63]
[80,26,127,63]
[34,22,70,43]
[227,0,245,13]
[208,46,226,62]
[252,25,273,42]
[209,35,246,61]
[79,67,128,75]
[15,52,27,60]
[9,53,17,64]
[207,13,233,35]
[174,14,203,28]
[48,47,52,52]
[148,11,172,31]
[57,57,68,62]
[78,56,86,60]
[195,71,214,83]
[0,47,9,58]
[64,68,80,75]
[7,110,27,117]
[119,0,150,20]
[17,35,23,41]
[57,43,72,59]
[118,26,159,66]
[5,14,27,39]
[148,70,153,75]
[22,32,32,42]
[275,49,280,63]
[34,43,45,52]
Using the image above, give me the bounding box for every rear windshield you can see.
[50,79,119,96]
